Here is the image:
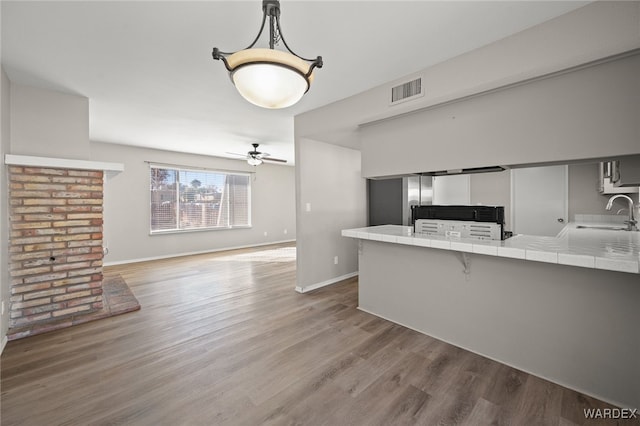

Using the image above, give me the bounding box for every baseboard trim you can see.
[104,239,296,266]
[295,272,358,294]
[1,335,7,354]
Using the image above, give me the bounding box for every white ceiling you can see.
[1,1,590,164]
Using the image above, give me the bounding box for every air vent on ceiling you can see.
[390,77,424,106]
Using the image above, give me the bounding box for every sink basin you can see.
[576,225,628,231]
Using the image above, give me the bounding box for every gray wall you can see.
[1,68,10,349]
[294,138,366,292]
[295,1,640,150]
[10,83,89,159]
[3,82,296,265]
[569,163,602,218]
[0,80,297,346]
[470,171,511,231]
[92,141,296,264]
[293,2,640,291]
[567,162,638,219]
[360,53,640,178]
[358,240,640,408]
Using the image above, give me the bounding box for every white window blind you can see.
[150,165,251,233]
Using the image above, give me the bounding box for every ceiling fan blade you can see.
[256,149,287,163]
[226,152,249,157]
[262,157,287,163]
[227,144,288,164]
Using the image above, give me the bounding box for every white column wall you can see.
[294,138,366,292]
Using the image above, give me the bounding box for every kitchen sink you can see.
[575,225,629,231]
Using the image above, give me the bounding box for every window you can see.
[150,165,251,233]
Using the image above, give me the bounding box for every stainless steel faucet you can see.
[606,194,637,231]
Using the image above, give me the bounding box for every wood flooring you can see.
[1,243,632,425]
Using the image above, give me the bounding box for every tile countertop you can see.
[341,220,640,274]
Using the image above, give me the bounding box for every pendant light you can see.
[212,0,323,109]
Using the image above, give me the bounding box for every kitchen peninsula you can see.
[342,220,640,408]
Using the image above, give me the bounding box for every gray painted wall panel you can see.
[296,2,640,150]
[10,84,90,160]
[470,171,511,230]
[568,163,620,219]
[1,68,11,345]
[295,2,640,293]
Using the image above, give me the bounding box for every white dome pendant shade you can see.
[212,0,322,109]
[228,49,314,109]
[232,64,306,108]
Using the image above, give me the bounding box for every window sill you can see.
[150,225,252,236]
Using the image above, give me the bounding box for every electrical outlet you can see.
[305,203,311,212]
[264,231,268,237]
[284,229,288,235]
[1,301,5,316]
[334,256,339,265]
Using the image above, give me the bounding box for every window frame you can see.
[149,164,252,235]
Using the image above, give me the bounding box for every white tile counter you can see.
[342,221,640,274]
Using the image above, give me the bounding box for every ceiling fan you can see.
[227,143,287,166]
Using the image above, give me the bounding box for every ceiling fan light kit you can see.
[227,143,287,166]
[247,157,263,166]
[212,0,323,109]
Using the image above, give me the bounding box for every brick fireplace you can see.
[8,164,106,337]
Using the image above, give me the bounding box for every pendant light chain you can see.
[269,13,277,49]
[271,17,282,49]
